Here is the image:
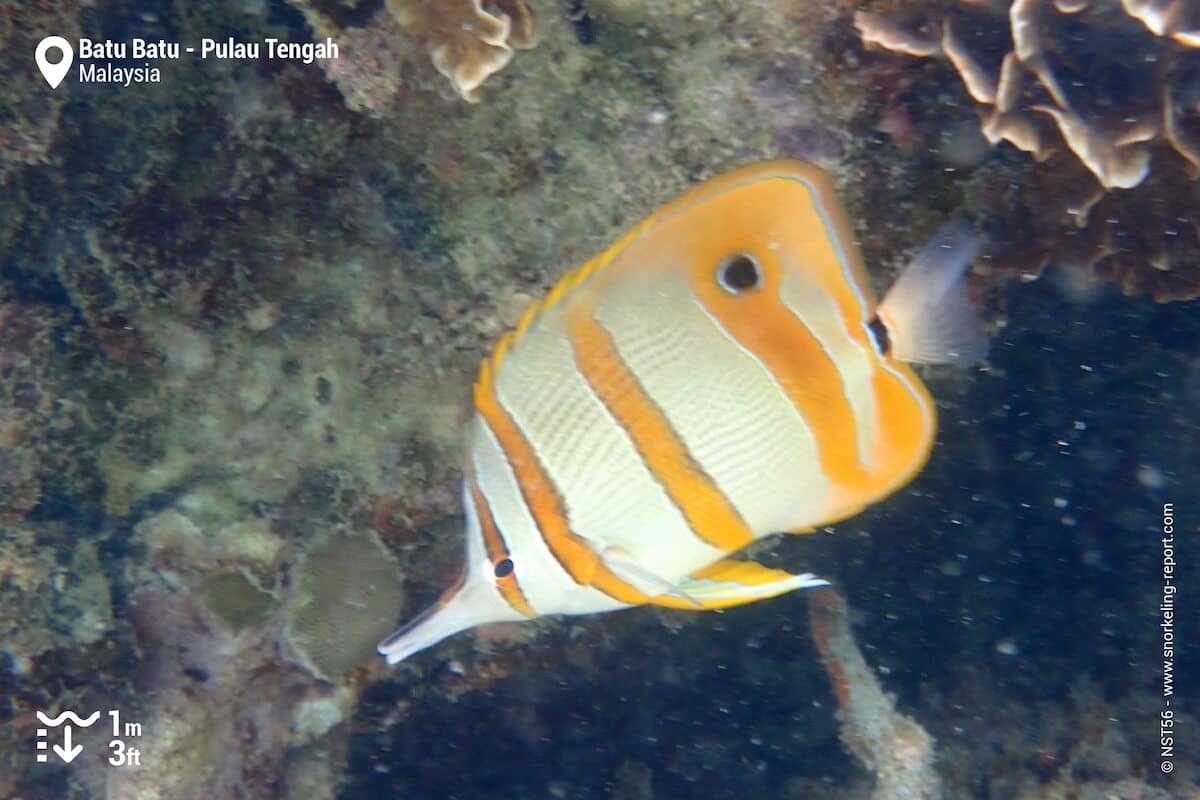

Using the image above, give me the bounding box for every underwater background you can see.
[0,0,1197,798]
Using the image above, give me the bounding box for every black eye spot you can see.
[494,558,514,578]
[717,254,761,293]
[867,316,891,356]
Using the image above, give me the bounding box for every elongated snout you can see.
[377,572,523,664]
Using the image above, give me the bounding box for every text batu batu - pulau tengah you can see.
[76,37,338,65]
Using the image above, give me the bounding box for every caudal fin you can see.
[876,219,988,366]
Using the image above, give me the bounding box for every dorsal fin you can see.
[475,219,648,395]
[474,159,844,390]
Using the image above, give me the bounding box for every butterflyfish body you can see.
[379,159,986,665]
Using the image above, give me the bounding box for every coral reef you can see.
[855,0,1200,301]
[0,0,1197,797]
[287,0,537,109]
[93,578,358,800]
[0,520,116,795]
[72,508,391,799]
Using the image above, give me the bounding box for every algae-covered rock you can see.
[0,292,111,525]
[136,508,287,574]
[0,530,112,673]
[285,528,405,680]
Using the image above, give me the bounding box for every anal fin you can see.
[647,559,828,611]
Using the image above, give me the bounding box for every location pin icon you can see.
[36,36,73,89]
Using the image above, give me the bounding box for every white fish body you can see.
[380,160,986,664]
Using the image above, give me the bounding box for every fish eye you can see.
[493,558,515,578]
[717,254,761,293]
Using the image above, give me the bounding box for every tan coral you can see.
[983,110,1049,159]
[1012,0,1073,107]
[942,19,997,104]
[995,52,1022,113]
[1032,105,1152,189]
[980,52,1055,159]
[854,0,1189,188]
[855,0,1200,301]
[854,11,941,57]
[388,0,537,102]
[1121,0,1200,41]
[1164,88,1200,177]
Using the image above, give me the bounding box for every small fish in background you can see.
[379,159,986,665]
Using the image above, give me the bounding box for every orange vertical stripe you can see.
[691,267,874,494]
[472,360,652,606]
[565,308,754,551]
[465,463,537,619]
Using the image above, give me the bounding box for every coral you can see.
[284,528,406,681]
[200,570,276,632]
[808,587,942,800]
[286,2,412,113]
[320,15,413,113]
[96,295,467,522]
[855,0,1200,301]
[930,668,1199,799]
[288,0,537,109]
[65,502,371,798]
[92,577,357,800]
[389,0,538,102]
[135,509,288,579]
[1022,778,1174,800]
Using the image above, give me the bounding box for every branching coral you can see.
[855,0,1200,301]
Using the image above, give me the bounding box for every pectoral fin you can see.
[647,559,828,610]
